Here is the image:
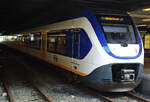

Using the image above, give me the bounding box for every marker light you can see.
[142,8,150,11]
[105,17,120,21]
[137,24,147,27]
[17,34,22,37]
[142,19,150,21]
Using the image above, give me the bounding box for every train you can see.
[4,9,144,92]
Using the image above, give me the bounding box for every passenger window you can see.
[29,33,41,49]
[47,36,57,52]
[34,33,41,49]
[57,36,66,54]
[47,33,66,55]
[23,33,41,49]
[24,35,30,47]
[16,35,23,46]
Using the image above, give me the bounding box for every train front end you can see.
[82,13,144,92]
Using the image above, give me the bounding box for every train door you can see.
[72,29,80,59]
[41,32,46,59]
[71,29,80,70]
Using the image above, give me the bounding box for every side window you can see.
[29,34,35,48]
[47,36,57,52]
[57,36,66,54]
[18,36,21,46]
[47,33,66,55]
[24,33,41,50]
[32,33,41,49]
[24,35,30,47]
[16,34,23,46]
[21,35,24,46]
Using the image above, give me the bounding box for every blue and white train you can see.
[5,9,144,92]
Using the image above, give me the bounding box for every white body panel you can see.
[108,44,139,57]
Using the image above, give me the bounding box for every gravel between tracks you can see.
[3,64,47,102]
[20,58,102,102]
[30,72,102,102]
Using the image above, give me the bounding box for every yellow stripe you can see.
[48,61,88,76]
[40,57,88,76]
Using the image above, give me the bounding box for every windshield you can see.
[97,16,138,44]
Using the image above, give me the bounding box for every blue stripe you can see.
[72,9,142,59]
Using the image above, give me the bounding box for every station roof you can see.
[0,0,150,34]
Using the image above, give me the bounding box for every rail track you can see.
[31,82,53,102]
[0,45,52,102]
[98,93,114,102]
[80,85,150,102]
[0,79,13,102]
[98,91,150,102]
[128,92,150,102]
[1,75,53,102]
[0,67,53,102]
[0,50,13,102]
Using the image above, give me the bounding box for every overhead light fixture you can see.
[142,19,150,21]
[137,24,147,27]
[142,8,150,11]
[127,12,131,14]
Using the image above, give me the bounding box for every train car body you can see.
[4,9,144,92]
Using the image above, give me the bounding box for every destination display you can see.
[98,16,132,24]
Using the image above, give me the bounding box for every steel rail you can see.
[0,65,14,102]
[128,92,150,102]
[18,58,53,102]
[21,65,53,102]
[3,81,15,102]
[81,87,114,102]
[99,93,114,102]
[0,46,52,102]
[31,83,53,102]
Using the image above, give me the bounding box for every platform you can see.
[141,60,150,96]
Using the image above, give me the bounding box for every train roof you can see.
[12,9,129,34]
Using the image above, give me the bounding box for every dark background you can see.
[1,0,150,34]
